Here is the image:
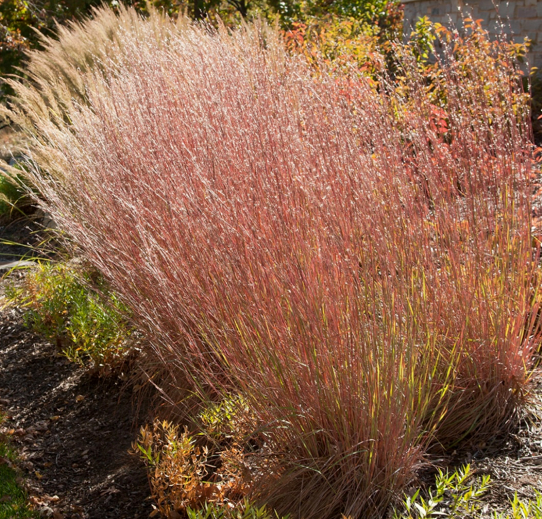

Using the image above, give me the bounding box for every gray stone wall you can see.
[403,0,542,69]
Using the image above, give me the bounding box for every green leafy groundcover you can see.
[7,262,133,367]
[0,420,35,519]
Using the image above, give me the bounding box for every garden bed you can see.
[0,269,154,519]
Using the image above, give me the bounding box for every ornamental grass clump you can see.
[0,4,189,182]
[6,8,539,518]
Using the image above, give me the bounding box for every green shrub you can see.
[0,172,22,217]
[494,491,542,519]
[7,261,133,367]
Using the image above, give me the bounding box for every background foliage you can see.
[0,0,113,94]
[0,0,403,100]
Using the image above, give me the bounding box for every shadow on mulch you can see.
[0,293,154,519]
[0,216,46,263]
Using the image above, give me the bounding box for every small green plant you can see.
[187,500,288,519]
[0,414,36,519]
[393,466,542,519]
[199,395,249,438]
[493,491,542,519]
[6,261,133,367]
[393,465,491,519]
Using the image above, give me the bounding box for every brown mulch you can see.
[470,375,542,514]
[0,292,155,519]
